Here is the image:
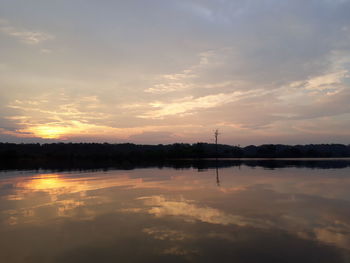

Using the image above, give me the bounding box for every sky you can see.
[0,0,350,145]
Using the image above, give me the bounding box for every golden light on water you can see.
[27,174,66,190]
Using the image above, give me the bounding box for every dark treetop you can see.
[0,143,350,171]
[1,142,350,159]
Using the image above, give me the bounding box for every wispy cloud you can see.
[288,70,349,94]
[4,94,115,139]
[144,51,215,94]
[2,93,196,140]
[140,89,266,119]
[0,19,54,45]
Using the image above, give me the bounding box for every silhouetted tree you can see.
[214,129,219,158]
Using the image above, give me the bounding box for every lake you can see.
[1,160,350,262]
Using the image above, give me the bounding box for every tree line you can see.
[1,142,350,160]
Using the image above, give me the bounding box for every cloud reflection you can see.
[139,195,271,228]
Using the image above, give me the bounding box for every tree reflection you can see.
[215,159,220,187]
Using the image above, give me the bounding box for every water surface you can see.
[1,163,350,262]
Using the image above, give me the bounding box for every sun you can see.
[16,120,146,140]
[29,125,72,139]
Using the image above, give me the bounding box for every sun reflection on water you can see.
[24,174,67,190]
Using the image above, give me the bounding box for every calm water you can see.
[1,163,350,262]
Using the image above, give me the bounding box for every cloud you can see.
[145,82,192,94]
[304,70,348,91]
[0,19,54,45]
[1,91,206,141]
[140,89,267,119]
[2,94,125,139]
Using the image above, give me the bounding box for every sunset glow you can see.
[27,125,73,139]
